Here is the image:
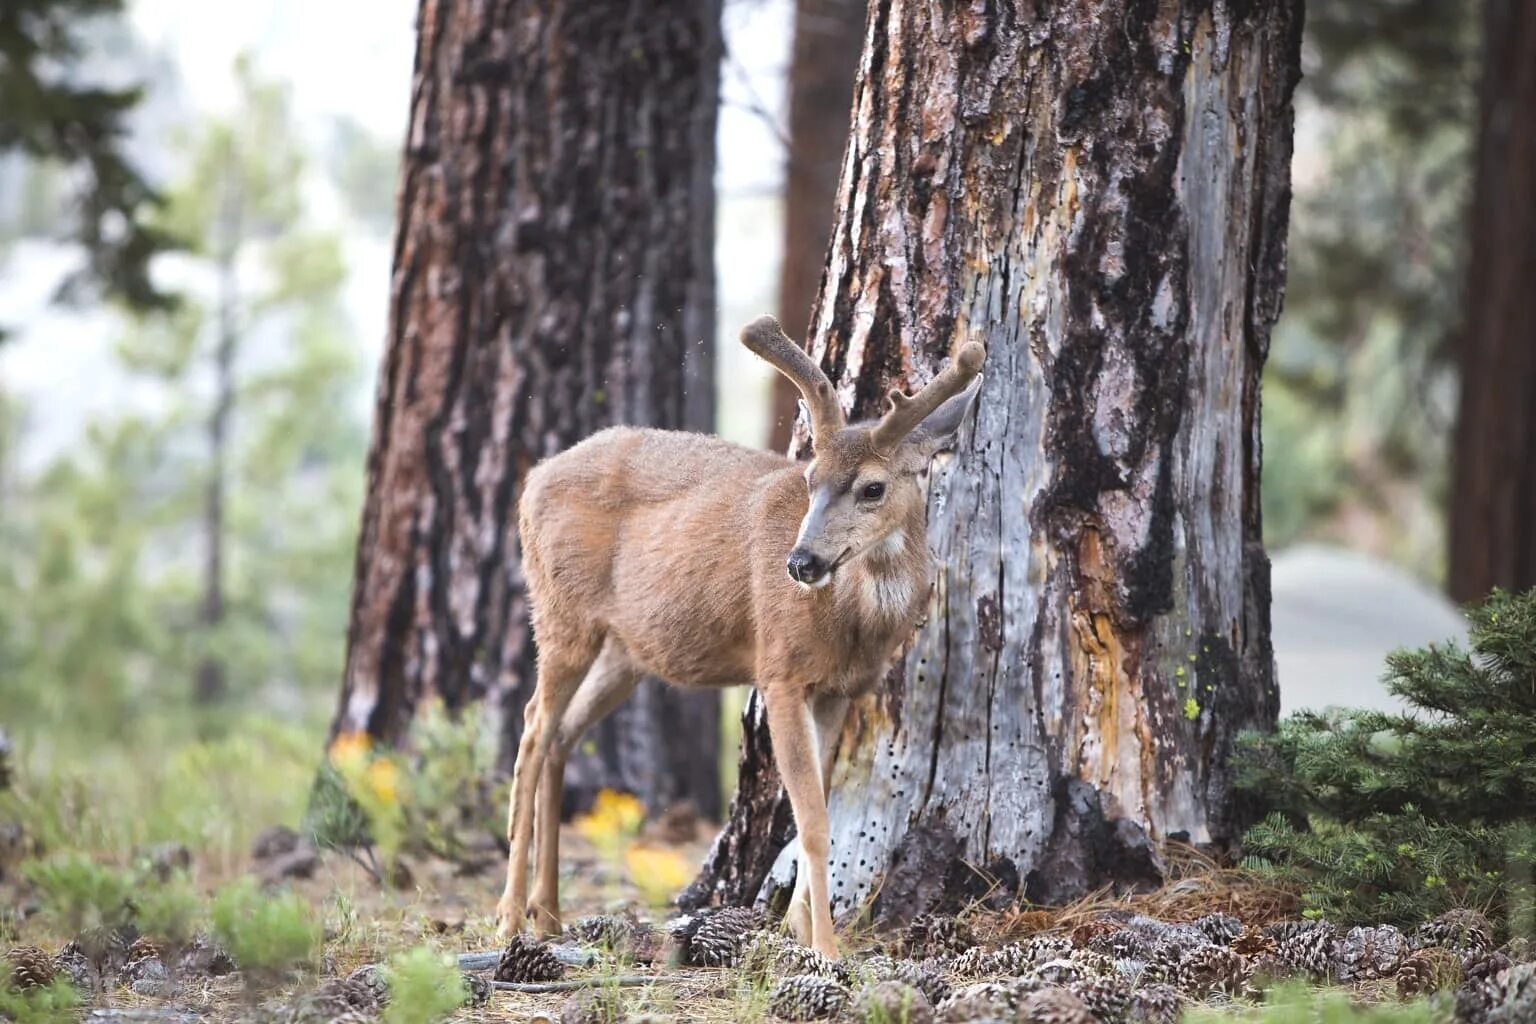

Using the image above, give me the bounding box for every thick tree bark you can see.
[689,0,1297,920]
[331,0,723,819]
[769,0,867,451]
[1449,0,1536,604]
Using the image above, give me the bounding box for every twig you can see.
[491,975,691,994]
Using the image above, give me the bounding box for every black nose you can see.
[786,549,829,585]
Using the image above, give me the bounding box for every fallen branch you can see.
[491,975,690,993]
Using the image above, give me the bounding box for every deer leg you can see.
[529,638,641,937]
[785,693,847,946]
[497,651,589,938]
[765,690,840,959]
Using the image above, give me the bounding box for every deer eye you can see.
[859,481,886,502]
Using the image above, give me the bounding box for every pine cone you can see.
[936,982,1020,1022]
[1032,958,1084,986]
[567,912,659,962]
[5,945,56,991]
[1025,936,1075,966]
[684,907,765,967]
[1069,975,1132,1022]
[903,914,975,958]
[347,963,390,1008]
[1336,924,1407,982]
[495,934,565,983]
[1068,948,1117,979]
[1175,945,1250,998]
[851,980,934,1024]
[1231,929,1276,959]
[123,936,168,990]
[1415,910,1495,956]
[1018,986,1097,1024]
[1071,920,1123,947]
[179,933,236,977]
[1455,979,1500,1024]
[1088,929,1155,961]
[1500,937,1532,962]
[1463,950,1514,988]
[1396,948,1462,998]
[854,954,950,1005]
[461,972,491,1008]
[1273,922,1339,979]
[769,974,850,1020]
[52,942,92,990]
[1127,984,1180,1024]
[1194,914,1244,946]
[1488,963,1536,1024]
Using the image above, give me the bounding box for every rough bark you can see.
[769,0,868,451]
[690,0,1297,920]
[331,0,723,819]
[1449,0,1536,603]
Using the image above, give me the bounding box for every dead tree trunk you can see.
[769,0,867,451]
[1449,0,1536,603]
[331,0,723,819]
[689,0,1298,920]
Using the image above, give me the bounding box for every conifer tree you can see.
[1241,588,1536,932]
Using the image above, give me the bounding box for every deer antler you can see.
[869,342,986,453]
[740,315,846,444]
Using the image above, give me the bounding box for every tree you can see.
[690,0,1300,920]
[0,62,365,733]
[1448,0,1536,602]
[330,0,724,818]
[768,0,867,451]
[0,0,178,327]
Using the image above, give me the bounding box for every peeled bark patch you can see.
[693,0,1299,919]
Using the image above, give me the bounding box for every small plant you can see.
[1184,982,1442,1023]
[0,978,81,1024]
[20,854,133,939]
[382,946,467,1024]
[1239,587,1536,932]
[133,872,204,950]
[209,877,320,982]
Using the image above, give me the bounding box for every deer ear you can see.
[908,375,981,455]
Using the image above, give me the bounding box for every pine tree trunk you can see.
[689,0,1298,919]
[1448,0,1536,604]
[769,0,867,451]
[331,0,723,819]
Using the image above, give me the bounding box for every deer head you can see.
[741,316,984,589]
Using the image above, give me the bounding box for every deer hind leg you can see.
[496,645,593,939]
[766,689,843,959]
[784,693,848,951]
[528,637,641,937]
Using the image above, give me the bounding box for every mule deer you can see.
[496,316,985,958]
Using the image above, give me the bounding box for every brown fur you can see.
[496,318,983,958]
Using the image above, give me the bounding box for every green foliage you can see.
[1240,588,1536,931]
[0,978,83,1024]
[210,877,321,979]
[0,0,180,322]
[133,872,204,947]
[1263,0,1476,566]
[381,946,469,1024]
[20,854,133,937]
[1184,982,1443,1023]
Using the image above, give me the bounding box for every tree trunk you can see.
[689,0,1298,920]
[195,182,241,706]
[769,0,867,451]
[1448,0,1536,604]
[331,0,723,820]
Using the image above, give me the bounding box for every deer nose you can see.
[786,549,829,585]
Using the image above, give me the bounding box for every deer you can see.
[495,315,985,959]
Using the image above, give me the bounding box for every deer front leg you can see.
[785,693,847,945]
[765,689,840,959]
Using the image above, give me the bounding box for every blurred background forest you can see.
[0,0,1507,856]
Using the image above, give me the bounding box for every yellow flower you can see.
[328,731,372,770]
[365,758,402,807]
[575,789,645,846]
[624,844,693,906]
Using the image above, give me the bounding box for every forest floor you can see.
[2,811,1480,1024]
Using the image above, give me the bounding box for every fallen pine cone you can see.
[1396,948,1461,998]
[5,945,55,991]
[770,974,850,1021]
[495,934,565,983]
